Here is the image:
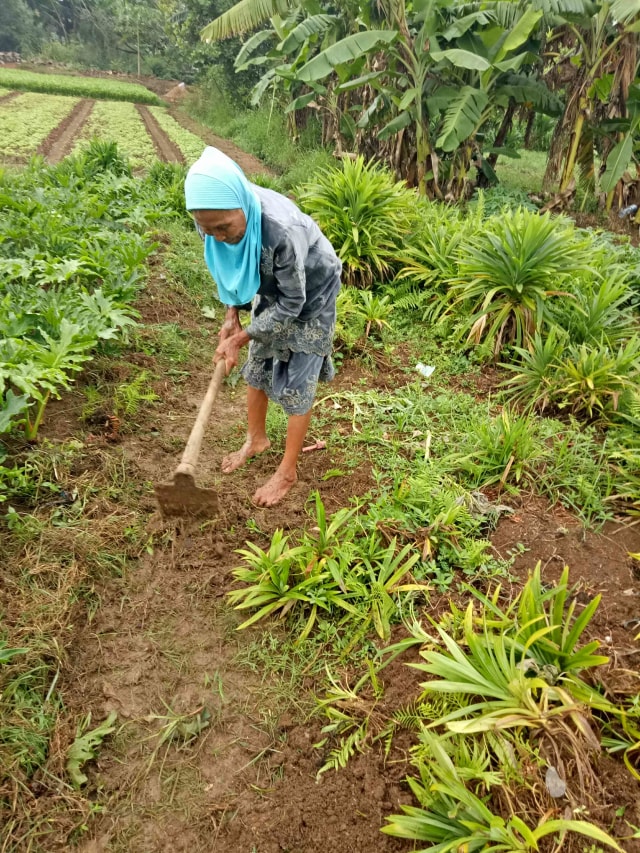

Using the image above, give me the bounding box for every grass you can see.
[494,149,547,194]
[184,97,333,191]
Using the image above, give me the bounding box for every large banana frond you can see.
[235,29,276,70]
[436,86,489,151]
[296,30,398,82]
[600,130,636,193]
[201,0,294,41]
[611,0,640,24]
[495,74,563,115]
[531,0,598,15]
[279,14,338,53]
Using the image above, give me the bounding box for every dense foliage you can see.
[0,142,185,450]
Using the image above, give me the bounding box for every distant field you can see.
[0,92,79,158]
[149,106,206,165]
[0,88,209,167]
[72,100,158,169]
[0,68,160,104]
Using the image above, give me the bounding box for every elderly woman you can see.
[184,147,341,507]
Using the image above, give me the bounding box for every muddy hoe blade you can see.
[154,360,226,519]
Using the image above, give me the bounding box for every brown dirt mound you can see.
[136,104,184,164]
[38,98,95,163]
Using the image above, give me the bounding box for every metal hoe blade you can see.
[154,472,220,519]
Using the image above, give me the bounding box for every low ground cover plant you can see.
[0,68,160,104]
[0,143,185,446]
[0,92,80,159]
[72,101,158,170]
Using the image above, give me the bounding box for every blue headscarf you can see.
[184,147,262,306]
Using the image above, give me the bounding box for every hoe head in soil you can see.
[154,469,220,519]
[154,360,225,520]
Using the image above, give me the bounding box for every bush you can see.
[298,156,418,287]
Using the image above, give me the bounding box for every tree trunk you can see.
[523,108,535,149]
[488,100,516,168]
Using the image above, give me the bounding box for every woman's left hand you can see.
[215,330,250,375]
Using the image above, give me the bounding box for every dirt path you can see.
[136,104,184,164]
[0,91,19,104]
[168,106,274,176]
[38,98,95,163]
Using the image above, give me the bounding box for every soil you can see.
[136,104,184,164]
[573,210,640,247]
[38,98,95,163]
[167,105,274,177]
[0,90,19,104]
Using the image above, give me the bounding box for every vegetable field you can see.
[0,67,160,103]
[0,68,211,167]
[2,70,640,853]
[71,101,159,169]
[0,92,79,159]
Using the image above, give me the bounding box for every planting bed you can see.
[71,100,159,169]
[0,67,160,103]
[148,105,211,165]
[0,91,79,160]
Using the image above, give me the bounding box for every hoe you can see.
[154,360,226,519]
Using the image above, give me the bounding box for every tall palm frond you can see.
[201,0,294,41]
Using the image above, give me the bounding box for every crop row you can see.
[148,107,206,165]
[72,101,158,169]
[0,68,160,104]
[0,92,79,158]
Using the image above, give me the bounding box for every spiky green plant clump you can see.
[297,156,417,286]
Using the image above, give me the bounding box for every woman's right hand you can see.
[219,306,242,342]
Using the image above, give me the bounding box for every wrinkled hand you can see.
[219,308,242,343]
[215,330,250,375]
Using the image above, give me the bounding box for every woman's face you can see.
[192,209,247,244]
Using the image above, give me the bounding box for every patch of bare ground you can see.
[0,90,19,103]
[136,104,184,164]
[167,106,274,177]
[38,98,95,163]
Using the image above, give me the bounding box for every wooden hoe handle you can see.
[174,359,227,480]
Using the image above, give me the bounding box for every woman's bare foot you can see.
[253,469,297,507]
[221,437,271,473]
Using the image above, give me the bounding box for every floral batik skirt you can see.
[241,349,335,416]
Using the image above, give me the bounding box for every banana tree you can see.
[542,0,640,194]
[293,1,550,197]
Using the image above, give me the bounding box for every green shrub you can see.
[298,156,418,286]
[449,208,588,356]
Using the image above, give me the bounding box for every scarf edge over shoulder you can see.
[184,146,262,306]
